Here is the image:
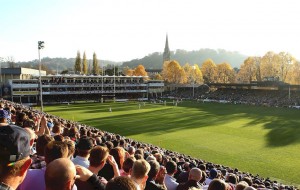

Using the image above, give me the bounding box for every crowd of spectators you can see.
[0,99,297,190]
[167,88,300,108]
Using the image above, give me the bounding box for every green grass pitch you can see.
[44,101,300,186]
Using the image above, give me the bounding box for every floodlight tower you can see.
[38,41,45,111]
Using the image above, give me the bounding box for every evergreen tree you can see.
[92,52,99,75]
[88,61,91,75]
[82,51,88,75]
[74,51,81,73]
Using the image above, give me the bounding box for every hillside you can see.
[13,57,121,73]
[6,48,248,72]
[122,48,248,69]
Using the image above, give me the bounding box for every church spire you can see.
[163,34,170,63]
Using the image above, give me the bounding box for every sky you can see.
[1,0,300,62]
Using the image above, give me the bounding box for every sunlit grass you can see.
[45,101,300,186]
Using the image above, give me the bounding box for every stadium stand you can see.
[166,87,300,108]
[8,75,164,104]
[0,99,297,190]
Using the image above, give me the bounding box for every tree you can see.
[61,70,68,74]
[153,73,163,80]
[287,61,300,85]
[183,63,203,84]
[216,62,235,83]
[237,57,257,83]
[82,52,88,75]
[178,67,187,84]
[74,51,81,74]
[201,59,217,83]
[33,63,53,75]
[164,60,186,84]
[125,69,134,76]
[192,64,203,84]
[277,52,295,82]
[105,65,119,76]
[92,52,99,75]
[253,57,262,81]
[161,61,170,81]
[260,51,279,80]
[183,63,193,83]
[133,65,147,76]
[6,56,16,68]
[122,66,130,76]
[88,60,92,75]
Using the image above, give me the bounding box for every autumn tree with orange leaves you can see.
[201,59,217,83]
[133,65,147,76]
[216,62,235,83]
[162,60,187,84]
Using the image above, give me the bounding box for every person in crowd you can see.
[226,173,238,189]
[145,160,167,190]
[244,186,256,190]
[146,154,156,162]
[128,146,136,157]
[69,126,80,141]
[207,179,228,190]
[164,160,179,190]
[23,127,37,156]
[0,109,10,126]
[9,109,17,124]
[131,159,151,190]
[0,125,32,190]
[51,121,62,136]
[45,158,77,190]
[18,141,69,190]
[72,136,94,168]
[134,154,144,160]
[46,158,107,190]
[200,170,207,185]
[65,139,76,159]
[205,168,219,185]
[105,176,137,190]
[30,134,54,169]
[235,181,249,190]
[177,162,194,183]
[109,147,126,174]
[135,149,144,158]
[98,146,124,181]
[0,102,4,110]
[47,118,54,130]
[122,157,136,177]
[241,177,252,186]
[15,112,27,127]
[76,145,120,190]
[54,134,65,141]
[153,153,163,165]
[176,168,202,190]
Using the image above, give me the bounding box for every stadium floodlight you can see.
[38,41,45,50]
[38,41,45,112]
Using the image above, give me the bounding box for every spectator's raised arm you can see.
[107,155,120,177]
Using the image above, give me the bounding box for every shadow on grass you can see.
[46,102,300,147]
